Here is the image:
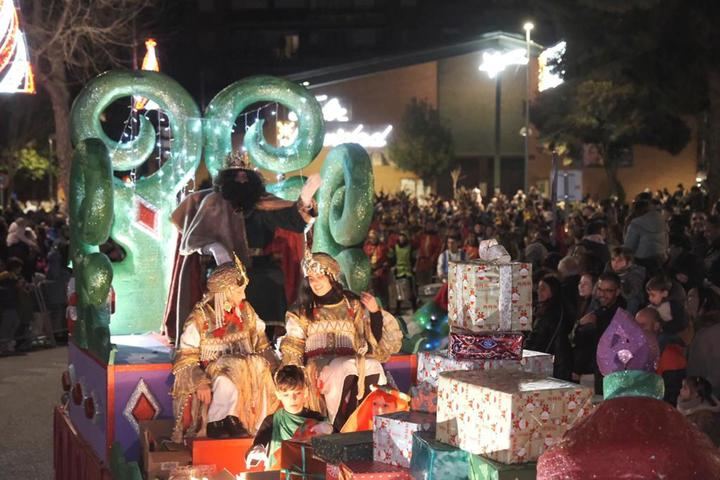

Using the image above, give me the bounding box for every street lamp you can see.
[523,22,534,193]
[479,48,528,194]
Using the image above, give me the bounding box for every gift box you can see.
[139,420,192,480]
[447,261,532,332]
[280,440,326,479]
[409,431,469,480]
[373,411,436,467]
[410,383,438,413]
[338,461,411,479]
[448,330,524,360]
[468,454,536,480]
[436,370,592,464]
[417,350,553,390]
[312,432,374,465]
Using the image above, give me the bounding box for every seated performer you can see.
[171,256,279,442]
[280,251,403,430]
[245,365,333,469]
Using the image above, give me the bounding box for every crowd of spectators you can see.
[0,200,70,355]
[362,183,720,444]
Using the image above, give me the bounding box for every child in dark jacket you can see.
[646,275,688,349]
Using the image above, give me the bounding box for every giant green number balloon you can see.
[314,143,374,292]
[70,70,202,336]
[69,138,114,360]
[204,75,324,177]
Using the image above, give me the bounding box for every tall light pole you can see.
[523,22,534,193]
[479,48,528,195]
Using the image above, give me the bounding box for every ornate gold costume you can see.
[171,261,278,441]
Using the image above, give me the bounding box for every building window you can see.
[197,0,215,12]
[282,34,300,58]
[231,0,270,9]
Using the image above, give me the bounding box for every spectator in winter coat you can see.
[687,312,720,399]
[526,275,573,380]
[624,199,668,276]
[609,247,647,315]
[677,376,720,447]
[436,236,466,282]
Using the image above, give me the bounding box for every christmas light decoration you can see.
[478,48,528,79]
[0,0,35,94]
[538,41,566,92]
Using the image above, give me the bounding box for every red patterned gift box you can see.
[373,411,436,468]
[436,370,592,464]
[338,461,411,480]
[448,330,524,360]
[409,383,437,413]
[447,261,532,332]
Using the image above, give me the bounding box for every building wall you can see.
[437,52,527,157]
[529,119,699,200]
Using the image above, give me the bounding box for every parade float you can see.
[52,67,586,480]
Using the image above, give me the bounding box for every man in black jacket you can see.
[577,272,626,394]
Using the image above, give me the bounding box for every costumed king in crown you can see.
[171,255,279,442]
[168,151,321,339]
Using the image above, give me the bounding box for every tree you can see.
[534,0,720,201]
[22,0,155,204]
[532,78,689,202]
[388,98,454,191]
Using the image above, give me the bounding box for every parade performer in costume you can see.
[245,365,333,470]
[537,308,720,479]
[166,152,321,339]
[171,256,279,442]
[280,251,403,430]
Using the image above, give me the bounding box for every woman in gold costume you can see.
[171,257,278,441]
[280,252,403,430]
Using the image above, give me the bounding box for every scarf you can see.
[268,408,310,467]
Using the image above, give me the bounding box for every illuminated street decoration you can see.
[0,0,35,94]
[478,48,528,79]
[324,124,393,148]
[134,38,160,110]
[538,41,566,92]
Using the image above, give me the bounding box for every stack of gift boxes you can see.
[279,255,592,479]
[377,257,593,479]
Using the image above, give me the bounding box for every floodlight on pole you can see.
[523,21,534,193]
[479,48,528,193]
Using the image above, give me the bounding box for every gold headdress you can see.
[301,249,341,282]
[224,150,250,170]
[206,253,249,294]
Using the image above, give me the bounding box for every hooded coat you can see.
[624,209,668,260]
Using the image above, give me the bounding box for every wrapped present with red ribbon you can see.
[338,461,411,480]
[373,411,436,468]
[448,329,524,360]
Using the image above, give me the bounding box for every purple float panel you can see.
[64,334,174,463]
[67,342,109,462]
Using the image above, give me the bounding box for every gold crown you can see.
[233,252,249,287]
[206,253,249,293]
[224,150,250,170]
[301,250,341,281]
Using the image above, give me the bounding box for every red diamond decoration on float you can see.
[123,379,161,433]
[135,196,159,235]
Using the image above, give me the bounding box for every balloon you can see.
[314,143,374,292]
[419,331,447,352]
[70,70,203,338]
[203,75,324,177]
[69,139,114,356]
[431,313,450,337]
[412,301,445,331]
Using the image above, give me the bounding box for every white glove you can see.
[300,173,322,206]
[245,445,268,468]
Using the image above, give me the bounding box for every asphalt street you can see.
[0,346,66,479]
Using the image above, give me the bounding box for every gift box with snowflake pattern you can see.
[436,370,592,464]
[447,261,532,332]
[373,411,436,468]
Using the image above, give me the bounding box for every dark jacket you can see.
[526,300,573,380]
[624,210,668,260]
